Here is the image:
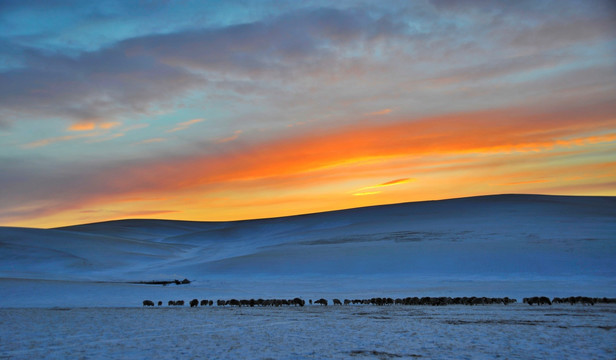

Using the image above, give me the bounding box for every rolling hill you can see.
[1,194,615,306]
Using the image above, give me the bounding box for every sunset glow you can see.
[1,0,615,228]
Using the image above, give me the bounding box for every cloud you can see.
[2,1,616,226]
[167,118,205,133]
[499,179,550,186]
[353,191,381,196]
[68,122,96,131]
[68,121,121,131]
[86,133,124,144]
[21,133,98,148]
[509,15,616,51]
[4,99,615,225]
[121,7,407,73]
[366,109,392,116]
[123,123,149,132]
[135,138,166,145]
[355,178,415,192]
[22,120,125,147]
[1,1,612,135]
[0,43,204,127]
[0,7,408,128]
[98,121,122,130]
[215,130,242,144]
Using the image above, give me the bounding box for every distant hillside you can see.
[1,194,613,283]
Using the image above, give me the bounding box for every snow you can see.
[0,194,615,307]
[1,194,615,358]
[1,304,614,359]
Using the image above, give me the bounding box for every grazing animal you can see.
[524,296,551,305]
[145,294,530,308]
[539,296,551,305]
[292,298,305,307]
[554,296,599,305]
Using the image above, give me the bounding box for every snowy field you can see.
[1,194,615,308]
[0,195,615,358]
[1,304,614,359]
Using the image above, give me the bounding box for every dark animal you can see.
[554,296,603,305]
[333,299,342,305]
[142,300,154,306]
[168,300,175,306]
[200,300,208,306]
[315,298,328,306]
[157,301,162,306]
[190,299,199,307]
[344,299,351,305]
[538,296,551,305]
[524,296,551,305]
[175,300,185,306]
[292,298,305,306]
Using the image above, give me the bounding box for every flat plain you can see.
[1,304,614,359]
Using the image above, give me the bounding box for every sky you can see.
[1,0,615,228]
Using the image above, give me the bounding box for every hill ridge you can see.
[54,193,615,230]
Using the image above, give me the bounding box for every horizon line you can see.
[42,192,614,230]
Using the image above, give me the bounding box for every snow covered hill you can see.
[1,194,615,306]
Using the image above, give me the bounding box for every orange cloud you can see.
[65,104,607,213]
[67,121,122,132]
[68,122,96,131]
[8,100,616,227]
[499,179,550,186]
[353,191,382,196]
[356,178,415,192]
[84,100,616,196]
[366,108,392,116]
[99,121,122,130]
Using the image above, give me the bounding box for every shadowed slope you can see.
[1,194,614,282]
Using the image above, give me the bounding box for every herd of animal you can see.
[143,296,616,307]
[523,296,616,306]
